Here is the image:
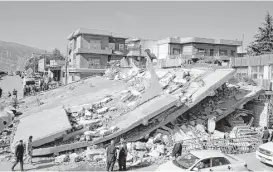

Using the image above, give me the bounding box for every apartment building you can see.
[157,37,242,61]
[232,54,273,91]
[66,28,128,83]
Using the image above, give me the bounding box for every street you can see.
[1,152,273,171]
[0,75,23,99]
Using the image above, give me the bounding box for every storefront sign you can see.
[38,58,45,72]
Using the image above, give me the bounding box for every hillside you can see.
[0,40,44,71]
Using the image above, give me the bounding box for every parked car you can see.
[156,150,249,172]
[256,142,273,165]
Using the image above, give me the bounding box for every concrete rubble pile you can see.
[32,67,196,152]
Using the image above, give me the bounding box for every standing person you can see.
[0,87,2,98]
[262,126,270,144]
[13,89,17,99]
[11,140,24,171]
[26,136,34,165]
[106,140,117,172]
[118,138,128,171]
[172,141,183,158]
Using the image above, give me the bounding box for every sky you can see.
[0,1,272,53]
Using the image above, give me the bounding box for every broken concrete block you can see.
[126,152,133,162]
[148,148,160,158]
[55,154,69,163]
[189,120,196,127]
[131,89,141,96]
[85,110,92,117]
[93,155,104,162]
[135,142,146,151]
[69,153,80,162]
[195,124,206,133]
[153,133,162,143]
[99,129,111,137]
[86,148,105,160]
[96,107,109,114]
[108,107,118,111]
[156,144,165,154]
[215,109,224,116]
[100,97,112,104]
[146,138,154,150]
[110,126,119,133]
[162,135,172,145]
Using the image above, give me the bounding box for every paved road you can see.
[0,75,23,99]
[1,152,273,171]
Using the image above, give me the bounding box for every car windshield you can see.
[175,153,200,169]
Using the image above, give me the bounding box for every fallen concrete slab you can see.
[12,106,72,148]
[126,68,237,142]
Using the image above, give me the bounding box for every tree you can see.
[247,12,273,56]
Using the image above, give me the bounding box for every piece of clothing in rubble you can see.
[0,87,2,98]
[11,144,24,171]
[118,144,128,171]
[172,142,183,158]
[106,144,117,172]
[262,129,270,143]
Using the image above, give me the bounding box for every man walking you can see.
[26,136,34,165]
[106,140,117,172]
[11,140,24,171]
[262,126,270,144]
[118,138,128,171]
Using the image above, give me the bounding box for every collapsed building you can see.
[0,50,265,167]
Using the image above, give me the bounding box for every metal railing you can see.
[179,136,262,155]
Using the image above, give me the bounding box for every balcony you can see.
[75,48,112,55]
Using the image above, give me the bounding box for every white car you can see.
[156,150,249,172]
[256,142,273,165]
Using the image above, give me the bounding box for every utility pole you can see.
[242,34,244,53]
[65,44,69,85]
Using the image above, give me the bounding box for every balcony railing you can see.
[75,48,112,55]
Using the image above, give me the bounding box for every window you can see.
[270,65,273,80]
[251,66,264,79]
[108,43,115,50]
[219,50,228,56]
[231,50,236,57]
[211,157,230,167]
[90,40,101,49]
[236,67,248,80]
[194,159,211,169]
[175,153,200,169]
[210,49,214,56]
[119,44,125,51]
[173,48,180,55]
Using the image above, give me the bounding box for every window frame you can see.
[251,66,264,80]
[211,157,231,167]
[191,158,211,171]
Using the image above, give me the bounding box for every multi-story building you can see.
[157,37,242,61]
[232,54,273,90]
[66,28,128,83]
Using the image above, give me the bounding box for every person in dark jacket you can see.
[13,89,17,98]
[106,140,117,172]
[172,141,183,158]
[11,140,24,171]
[118,138,128,171]
[262,126,270,144]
